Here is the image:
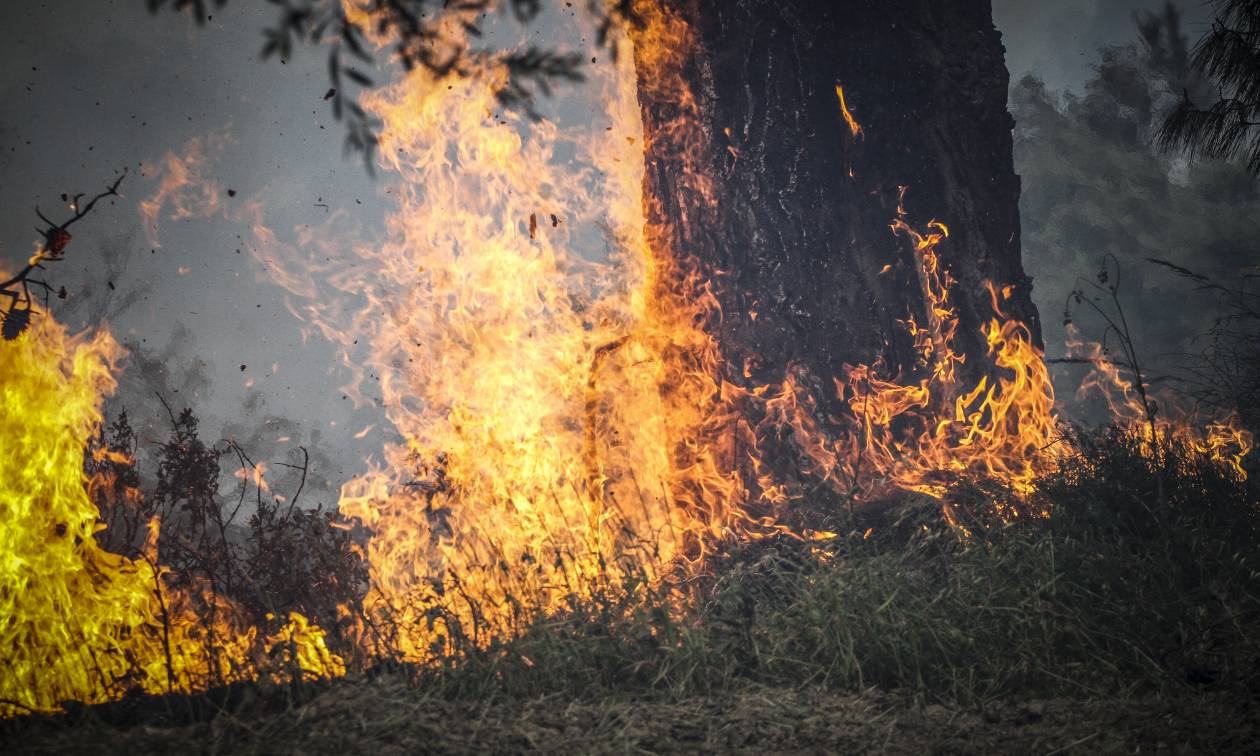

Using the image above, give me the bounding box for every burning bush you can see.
[86,402,369,676]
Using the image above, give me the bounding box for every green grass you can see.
[4,429,1260,753]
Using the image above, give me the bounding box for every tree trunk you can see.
[638,0,1038,420]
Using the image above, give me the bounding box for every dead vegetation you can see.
[7,677,1258,755]
[4,420,1259,752]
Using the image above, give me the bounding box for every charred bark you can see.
[640,0,1038,414]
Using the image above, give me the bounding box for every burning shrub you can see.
[244,489,369,663]
[86,411,153,558]
[87,402,367,679]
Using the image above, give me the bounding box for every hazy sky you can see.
[0,0,1219,496]
[1,1,386,489]
[996,0,1212,90]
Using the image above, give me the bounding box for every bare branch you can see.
[3,170,128,339]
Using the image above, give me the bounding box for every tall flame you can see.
[313,4,711,660]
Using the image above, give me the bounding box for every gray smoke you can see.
[1011,5,1259,407]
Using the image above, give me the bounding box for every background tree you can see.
[1160,0,1260,173]
[1012,4,1260,406]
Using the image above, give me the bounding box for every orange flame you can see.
[4,0,1251,716]
[822,207,1062,503]
[1064,326,1253,478]
[835,84,864,140]
[139,131,232,247]
[274,4,707,661]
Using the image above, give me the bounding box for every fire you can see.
[245,0,1251,665]
[1064,327,1253,478]
[239,0,783,662]
[139,132,232,247]
[835,84,864,140]
[3,0,1252,716]
[303,1,746,661]
[835,209,1062,502]
[0,318,341,716]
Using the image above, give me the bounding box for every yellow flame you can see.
[0,318,341,715]
[5,0,1250,716]
[314,4,705,660]
[234,0,781,662]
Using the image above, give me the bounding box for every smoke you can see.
[219,391,344,507]
[139,130,235,248]
[0,121,10,178]
[54,229,153,328]
[1012,4,1260,406]
[106,323,212,441]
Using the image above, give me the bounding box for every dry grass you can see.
[5,676,1256,755]
[4,428,1260,753]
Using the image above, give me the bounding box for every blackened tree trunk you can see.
[640,0,1038,419]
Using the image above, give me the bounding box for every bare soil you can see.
[5,678,1256,754]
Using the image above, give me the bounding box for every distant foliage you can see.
[1160,0,1260,173]
[1012,4,1258,395]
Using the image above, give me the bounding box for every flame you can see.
[234,461,272,492]
[4,0,1251,716]
[835,84,864,140]
[1197,420,1253,479]
[735,197,1064,506]
[139,131,232,247]
[254,4,699,661]
[0,318,341,715]
[1064,326,1253,478]
[238,0,784,662]
[839,231,1062,500]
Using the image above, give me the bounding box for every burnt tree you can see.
[639,0,1037,414]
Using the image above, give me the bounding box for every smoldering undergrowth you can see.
[68,403,1260,720]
